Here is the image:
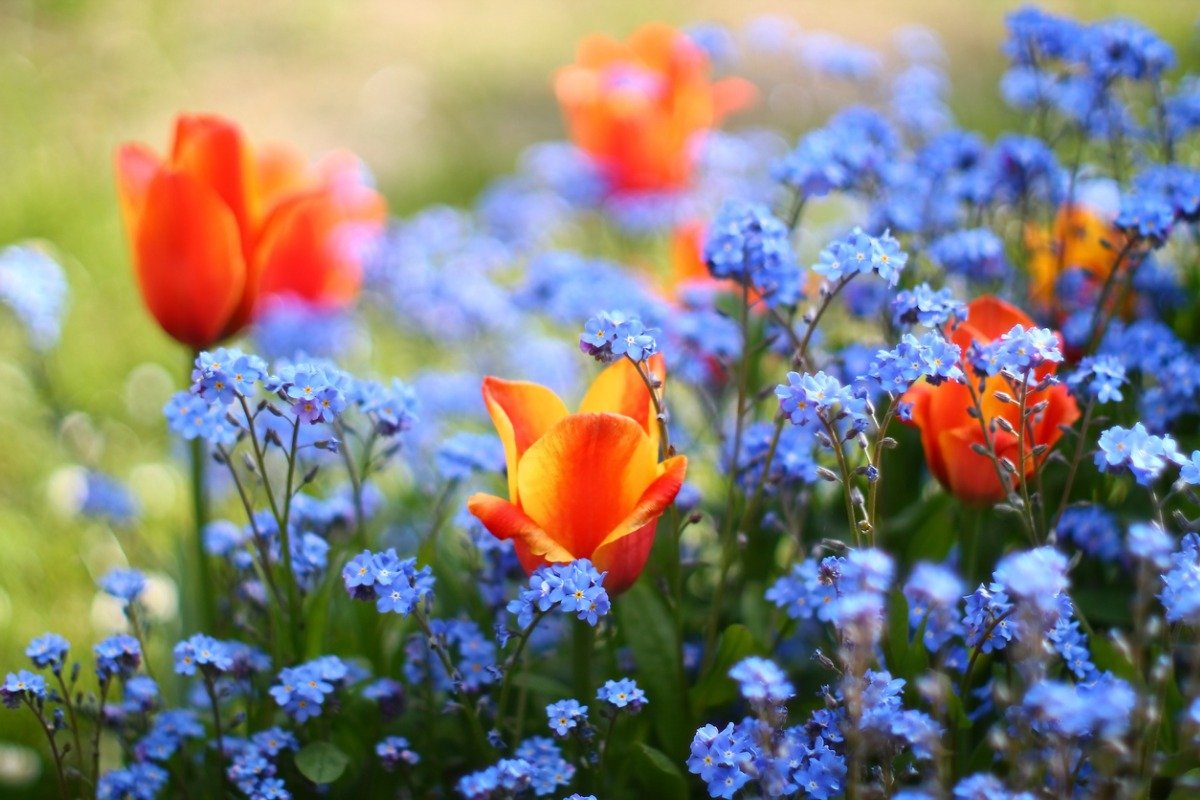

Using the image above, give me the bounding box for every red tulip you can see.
[467,357,686,594]
[901,296,1080,505]
[115,113,385,349]
[555,24,754,195]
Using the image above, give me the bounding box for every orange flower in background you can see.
[467,356,687,594]
[901,296,1080,506]
[115,113,386,350]
[555,23,755,195]
[1026,204,1126,313]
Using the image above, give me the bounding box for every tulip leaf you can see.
[691,624,761,712]
[616,582,689,759]
[295,741,349,784]
[629,742,688,800]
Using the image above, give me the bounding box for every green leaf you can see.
[294,741,349,785]
[616,582,689,759]
[629,742,688,800]
[691,624,761,713]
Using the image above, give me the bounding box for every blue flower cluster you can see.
[342,548,435,616]
[703,199,801,306]
[579,310,660,364]
[507,560,611,628]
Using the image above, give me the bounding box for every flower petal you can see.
[592,454,687,593]
[466,493,574,565]
[936,425,1015,506]
[578,354,664,444]
[114,143,162,236]
[517,412,658,560]
[132,169,246,349]
[171,114,255,245]
[482,377,570,503]
[951,296,1034,349]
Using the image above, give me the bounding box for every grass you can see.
[0,0,1194,789]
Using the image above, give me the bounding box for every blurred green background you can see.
[0,0,1194,789]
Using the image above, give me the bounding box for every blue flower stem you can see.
[572,620,594,712]
[202,674,227,794]
[1051,397,1094,530]
[823,415,860,546]
[52,671,85,786]
[704,282,753,656]
[188,433,216,638]
[279,419,305,661]
[497,612,548,743]
[25,700,69,800]
[412,609,493,761]
[91,679,109,798]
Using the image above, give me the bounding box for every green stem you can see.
[203,675,227,794]
[188,434,216,637]
[279,419,304,660]
[26,701,69,800]
[572,622,594,708]
[53,672,86,787]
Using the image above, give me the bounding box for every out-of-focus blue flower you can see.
[1067,356,1127,403]
[436,432,505,481]
[376,736,420,770]
[704,199,801,307]
[903,562,965,651]
[1161,534,1200,625]
[96,763,169,800]
[79,471,139,526]
[1095,423,1186,485]
[99,568,146,604]
[25,633,69,672]
[928,229,1009,282]
[730,656,794,709]
[891,284,969,329]
[0,243,68,350]
[252,296,362,362]
[1056,505,1121,561]
[983,134,1062,206]
[801,32,882,79]
[94,634,142,682]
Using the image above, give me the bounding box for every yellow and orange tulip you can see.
[555,24,754,195]
[467,356,686,594]
[1026,204,1127,316]
[901,296,1080,506]
[115,113,386,350]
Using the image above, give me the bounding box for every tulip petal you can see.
[171,114,255,244]
[517,413,659,560]
[592,454,687,592]
[482,377,570,503]
[936,425,1016,506]
[132,169,247,349]
[712,77,758,118]
[252,192,365,315]
[578,354,664,445]
[952,296,1034,350]
[466,493,574,566]
[114,143,162,235]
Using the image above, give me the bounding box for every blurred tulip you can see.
[902,296,1080,505]
[115,114,385,349]
[555,23,755,195]
[468,356,686,593]
[1026,204,1127,316]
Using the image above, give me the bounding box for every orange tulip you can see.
[1026,204,1126,315]
[467,356,687,594]
[555,23,755,195]
[115,113,386,350]
[901,296,1080,506]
